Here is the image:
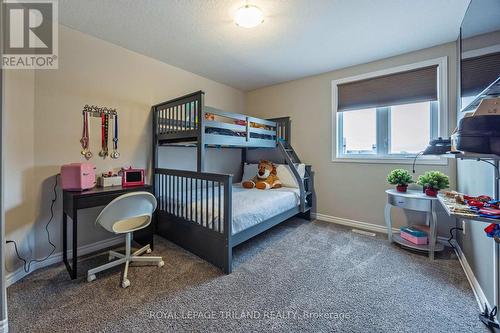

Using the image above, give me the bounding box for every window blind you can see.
[337,65,438,111]
[461,52,500,97]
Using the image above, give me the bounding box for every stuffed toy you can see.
[243,160,281,190]
[250,122,272,131]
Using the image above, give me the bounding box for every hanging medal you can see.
[99,113,105,157]
[98,113,109,158]
[80,111,93,160]
[111,114,120,159]
[104,114,109,157]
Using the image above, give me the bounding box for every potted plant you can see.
[387,169,414,192]
[417,171,450,197]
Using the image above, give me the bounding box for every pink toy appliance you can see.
[60,163,96,191]
[121,167,145,187]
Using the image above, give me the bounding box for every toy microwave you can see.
[60,163,96,191]
[121,167,145,187]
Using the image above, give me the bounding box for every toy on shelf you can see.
[463,195,500,219]
[61,163,96,191]
[120,167,145,187]
[97,171,122,187]
[485,224,500,242]
[400,226,428,245]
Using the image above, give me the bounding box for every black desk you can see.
[63,185,153,279]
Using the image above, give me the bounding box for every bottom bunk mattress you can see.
[159,184,300,234]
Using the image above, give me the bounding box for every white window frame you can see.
[331,57,449,165]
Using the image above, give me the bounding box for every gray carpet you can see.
[8,219,487,332]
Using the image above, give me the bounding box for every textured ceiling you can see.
[58,0,470,91]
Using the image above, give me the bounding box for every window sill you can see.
[332,156,448,165]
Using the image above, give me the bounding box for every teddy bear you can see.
[242,160,282,190]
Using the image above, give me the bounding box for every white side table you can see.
[385,189,444,260]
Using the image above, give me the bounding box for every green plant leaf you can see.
[416,171,449,190]
[387,169,414,186]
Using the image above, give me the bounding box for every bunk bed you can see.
[152,91,313,273]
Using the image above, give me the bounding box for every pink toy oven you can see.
[121,167,145,187]
[60,163,96,191]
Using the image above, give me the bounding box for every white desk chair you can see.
[87,191,164,288]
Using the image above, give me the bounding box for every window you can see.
[333,58,447,163]
[340,108,377,154]
[389,102,436,154]
[338,101,438,156]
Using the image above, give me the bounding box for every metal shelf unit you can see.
[438,195,500,225]
[444,152,500,161]
[443,150,500,322]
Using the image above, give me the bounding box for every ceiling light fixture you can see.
[234,4,264,28]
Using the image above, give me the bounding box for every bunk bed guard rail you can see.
[154,168,233,270]
[152,91,289,147]
[153,91,203,142]
[270,117,291,144]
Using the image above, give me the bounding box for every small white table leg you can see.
[385,203,393,242]
[428,202,438,260]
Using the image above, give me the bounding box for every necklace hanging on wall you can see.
[80,111,93,160]
[80,105,117,159]
[98,113,110,158]
[110,114,120,159]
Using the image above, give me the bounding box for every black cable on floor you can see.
[6,174,59,273]
[448,226,463,252]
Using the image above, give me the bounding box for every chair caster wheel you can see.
[146,248,152,254]
[121,279,130,288]
[87,274,96,282]
[158,260,165,267]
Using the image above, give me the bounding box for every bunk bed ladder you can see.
[282,142,301,164]
[301,165,313,219]
[277,141,312,216]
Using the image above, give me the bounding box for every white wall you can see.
[457,159,495,306]
[4,70,36,271]
[245,42,458,232]
[4,25,244,276]
[158,147,243,181]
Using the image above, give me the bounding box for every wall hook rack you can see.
[82,104,117,118]
[80,104,119,160]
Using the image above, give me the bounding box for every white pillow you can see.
[242,163,258,182]
[241,163,305,188]
[277,163,305,188]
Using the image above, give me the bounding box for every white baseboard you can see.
[451,239,490,312]
[313,213,398,234]
[0,318,8,333]
[5,236,124,287]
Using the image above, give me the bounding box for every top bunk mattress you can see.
[157,125,274,140]
[160,184,300,234]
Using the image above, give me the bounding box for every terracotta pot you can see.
[425,188,438,197]
[396,185,408,192]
